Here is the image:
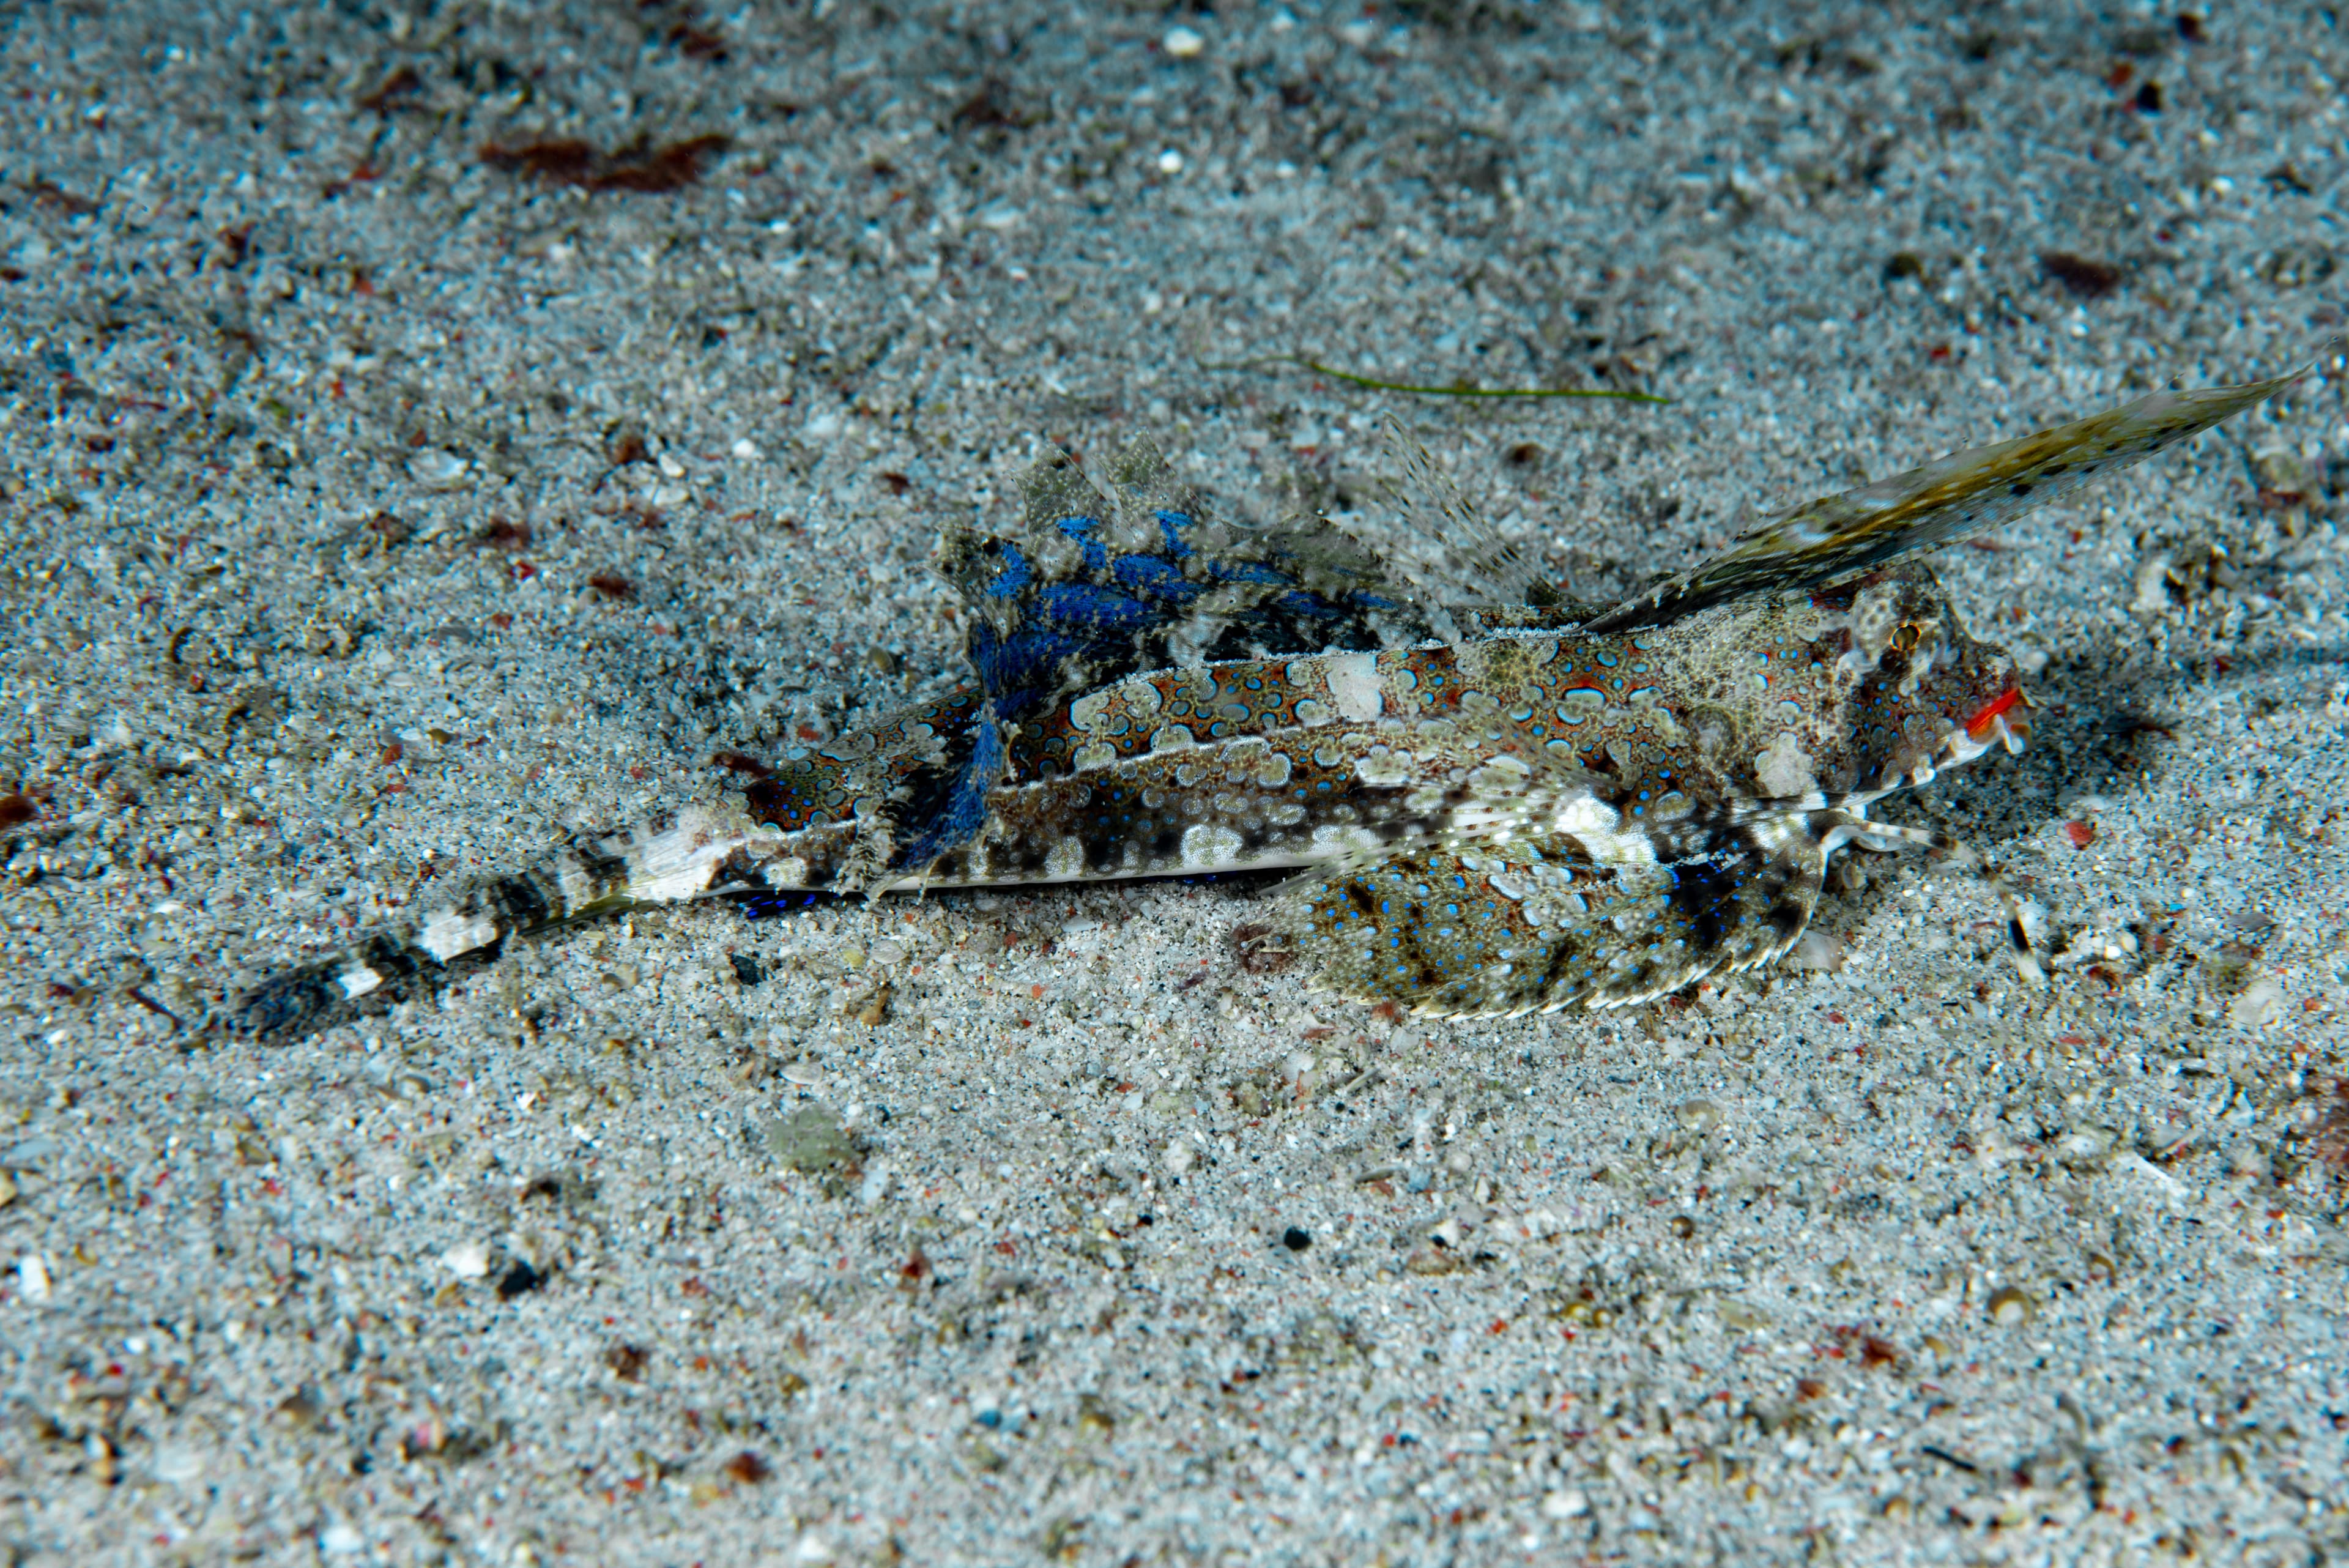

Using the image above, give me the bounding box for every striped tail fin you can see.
[232,807,851,1042]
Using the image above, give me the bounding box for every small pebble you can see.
[1676,1098,1722,1131]
[1987,1285,2035,1325]
[1163,1140,1196,1175]
[1282,1226,1311,1252]
[1163,24,1204,57]
[496,1261,545,1299]
[441,1241,491,1279]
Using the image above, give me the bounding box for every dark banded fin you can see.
[230,809,832,1043]
[1586,352,2320,634]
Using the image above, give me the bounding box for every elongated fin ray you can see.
[1584,352,2321,633]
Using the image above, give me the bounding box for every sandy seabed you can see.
[2,2,2346,1563]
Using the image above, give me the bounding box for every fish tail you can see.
[232,808,853,1042]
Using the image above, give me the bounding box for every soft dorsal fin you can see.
[1364,415,1563,614]
[1583,351,2320,634]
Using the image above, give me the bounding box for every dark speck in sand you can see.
[496,1261,546,1299]
[479,134,733,194]
[2040,251,2121,296]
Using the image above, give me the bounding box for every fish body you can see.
[233,353,2312,1040]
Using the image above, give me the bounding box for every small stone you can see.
[1986,1285,2035,1325]
[1163,1140,1195,1175]
[1282,1226,1312,1252]
[152,1445,204,1484]
[1163,24,1204,56]
[2055,1128,2114,1168]
[299,616,357,658]
[2228,975,2284,1030]
[16,1252,50,1302]
[765,1105,861,1174]
[1675,1098,1722,1131]
[1791,929,1845,972]
[441,1241,491,1279]
[0,1170,16,1208]
[407,450,469,489]
[495,1260,545,1299]
[1542,1488,1589,1519]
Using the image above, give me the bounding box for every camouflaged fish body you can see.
[234,356,2312,1038]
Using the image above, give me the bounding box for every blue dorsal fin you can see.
[938,436,1441,723]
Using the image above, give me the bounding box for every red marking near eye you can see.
[1964,688,2021,738]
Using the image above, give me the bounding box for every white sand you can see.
[2,3,2345,1562]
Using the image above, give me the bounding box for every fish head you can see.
[1817,568,2031,793]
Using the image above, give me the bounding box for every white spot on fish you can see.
[417,908,500,962]
[1181,824,1245,867]
[1324,653,1382,721]
[1753,731,1817,798]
